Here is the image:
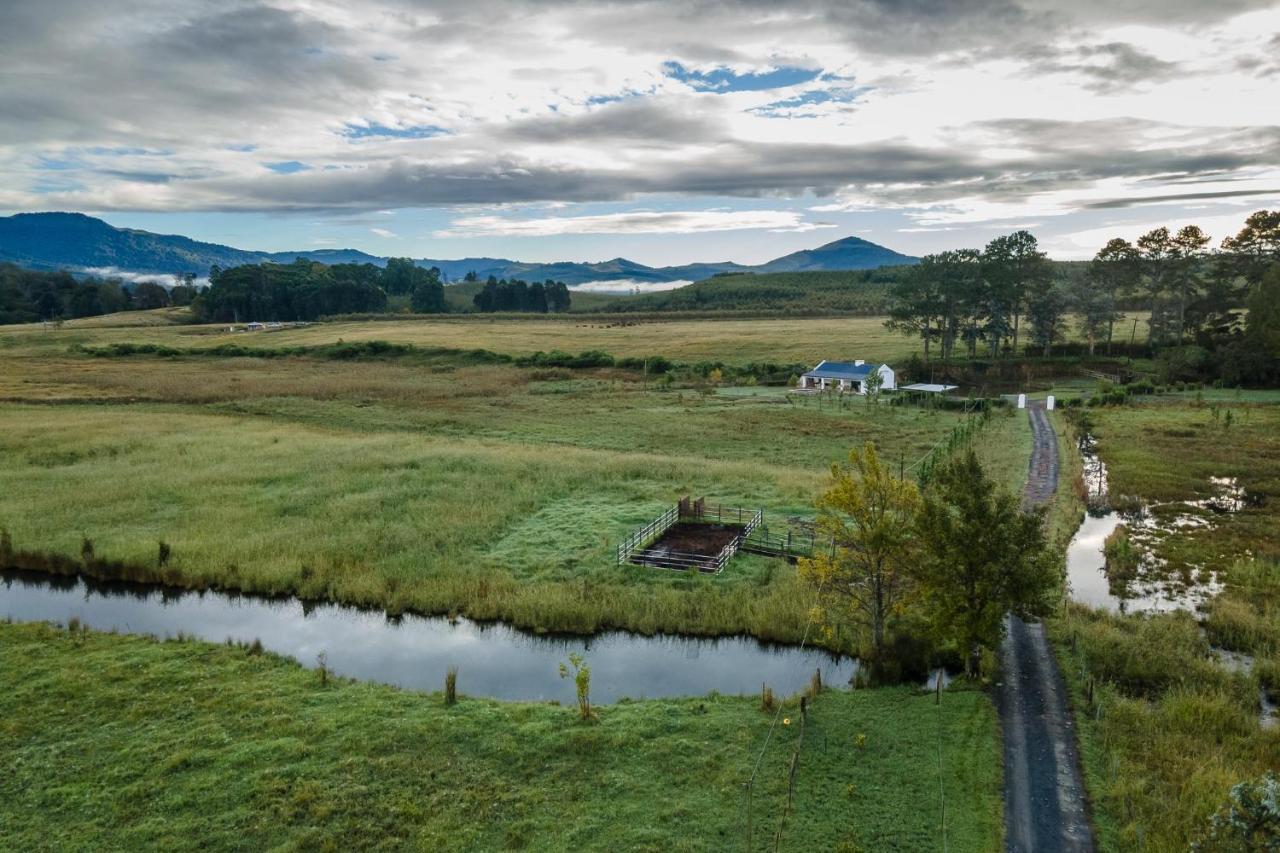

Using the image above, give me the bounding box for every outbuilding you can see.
[798,360,896,394]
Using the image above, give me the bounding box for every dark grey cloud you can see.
[2,0,1277,221]
[1018,42,1181,92]
[1081,188,1280,209]
[166,120,1280,211]
[501,99,725,144]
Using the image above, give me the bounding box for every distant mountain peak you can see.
[0,212,917,283]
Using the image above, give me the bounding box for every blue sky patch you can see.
[264,161,312,174]
[662,61,821,92]
[341,123,449,140]
[752,86,870,117]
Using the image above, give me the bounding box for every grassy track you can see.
[0,621,1003,852]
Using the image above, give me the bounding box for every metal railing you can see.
[619,504,764,574]
[615,504,680,566]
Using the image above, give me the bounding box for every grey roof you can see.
[901,383,958,393]
[802,360,882,380]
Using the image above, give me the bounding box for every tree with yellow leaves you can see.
[798,441,922,659]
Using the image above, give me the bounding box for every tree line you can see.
[472,277,571,313]
[885,210,1280,379]
[0,263,198,324]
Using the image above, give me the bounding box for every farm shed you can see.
[798,360,896,394]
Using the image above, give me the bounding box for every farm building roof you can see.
[803,360,882,380]
[901,383,958,394]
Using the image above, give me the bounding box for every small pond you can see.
[0,569,857,705]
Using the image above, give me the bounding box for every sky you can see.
[2,0,1280,264]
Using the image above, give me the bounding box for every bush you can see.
[1072,609,1227,698]
[1197,773,1280,852]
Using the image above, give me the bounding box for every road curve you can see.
[998,403,1094,852]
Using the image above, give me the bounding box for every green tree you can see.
[1090,238,1142,353]
[1223,263,1280,385]
[131,281,170,310]
[1137,227,1176,344]
[983,231,1049,356]
[915,451,1055,676]
[382,257,418,295]
[863,366,885,405]
[410,275,446,313]
[1066,266,1120,357]
[1220,209,1280,288]
[1170,224,1211,341]
[1025,277,1068,357]
[885,259,944,362]
[798,442,923,658]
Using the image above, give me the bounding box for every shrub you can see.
[445,666,458,706]
[1205,597,1279,654]
[559,653,592,721]
[1196,773,1280,852]
[1073,609,1225,698]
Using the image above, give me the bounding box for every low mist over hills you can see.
[0,212,917,284]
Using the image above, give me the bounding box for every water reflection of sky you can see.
[1066,438,1229,615]
[1,571,855,704]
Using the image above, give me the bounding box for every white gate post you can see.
[1046,395,1056,411]
[1017,393,1026,409]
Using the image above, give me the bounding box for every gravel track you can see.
[998,403,1094,852]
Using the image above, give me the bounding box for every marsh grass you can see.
[1049,396,1280,850]
[445,666,458,706]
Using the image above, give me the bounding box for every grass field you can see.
[1,309,1155,368]
[0,621,1003,852]
[0,320,1028,649]
[1,314,923,366]
[1049,396,1280,850]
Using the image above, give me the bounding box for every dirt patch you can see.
[649,522,744,555]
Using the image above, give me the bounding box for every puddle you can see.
[1209,646,1279,729]
[1065,435,1230,614]
[924,668,954,691]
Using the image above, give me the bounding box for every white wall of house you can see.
[799,363,896,393]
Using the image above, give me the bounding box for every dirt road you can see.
[998,403,1094,852]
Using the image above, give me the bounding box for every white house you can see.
[798,360,896,394]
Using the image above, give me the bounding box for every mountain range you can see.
[0,212,918,284]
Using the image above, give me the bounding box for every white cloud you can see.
[569,278,694,294]
[434,209,836,237]
[82,267,208,288]
[369,227,397,238]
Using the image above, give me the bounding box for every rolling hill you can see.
[0,212,918,284]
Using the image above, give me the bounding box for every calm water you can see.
[1064,436,1221,614]
[0,569,856,704]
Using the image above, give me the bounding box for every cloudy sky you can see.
[3,0,1279,264]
